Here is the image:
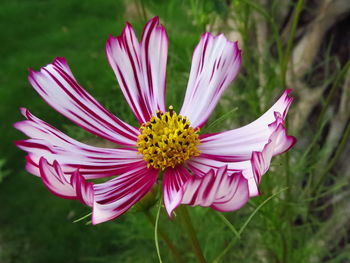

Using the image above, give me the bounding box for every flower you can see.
[15,17,296,224]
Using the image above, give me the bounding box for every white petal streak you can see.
[181,166,249,212]
[14,109,144,179]
[28,57,138,146]
[92,166,158,224]
[106,17,168,124]
[39,158,94,206]
[199,90,294,162]
[163,166,191,216]
[180,33,241,128]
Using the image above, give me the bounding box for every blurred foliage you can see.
[0,159,10,183]
[1,0,349,262]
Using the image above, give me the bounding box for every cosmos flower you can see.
[14,17,296,224]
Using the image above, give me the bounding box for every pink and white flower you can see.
[15,17,296,224]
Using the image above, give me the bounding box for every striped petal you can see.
[106,17,168,124]
[187,118,296,197]
[28,57,138,146]
[179,166,249,213]
[163,166,191,216]
[180,33,241,128]
[251,123,295,185]
[199,90,295,162]
[15,108,145,179]
[187,157,259,197]
[92,166,159,224]
[39,158,93,206]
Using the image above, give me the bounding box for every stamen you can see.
[136,106,200,170]
[169,105,174,117]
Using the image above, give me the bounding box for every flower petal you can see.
[199,90,295,162]
[186,156,260,197]
[188,118,296,197]
[15,108,145,179]
[180,33,241,128]
[92,166,159,224]
[39,158,93,206]
[28,57,139,146]
[180,166,249,212]
[106,17,168,124]
[163,166,191,216]
[251,123,296,185]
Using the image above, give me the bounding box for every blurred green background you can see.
[1,0,349,262]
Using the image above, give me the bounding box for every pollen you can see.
[137,106,200,170]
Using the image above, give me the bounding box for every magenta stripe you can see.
[51,66,137,135]
[41,67,138,142]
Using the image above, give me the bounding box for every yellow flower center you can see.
[137,106,200,170]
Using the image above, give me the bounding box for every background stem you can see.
[144,210,184,263]
[177,206,207,263]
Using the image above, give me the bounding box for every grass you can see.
[0,0,349,262]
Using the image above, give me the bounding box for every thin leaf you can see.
[202,107,238,133]
[214,211,240,239]
[73,212,92,223]
[238,187,288,235]
[213,187,288,263]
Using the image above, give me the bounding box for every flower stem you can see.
[154,200,163,263]
[144,210,184,263]
[177,206,207,263]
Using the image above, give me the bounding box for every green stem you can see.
[284,121,291,213]
[144,210,184,263]
[279,5,304,255]
[177,206,207,263]
[240,0,284,71]
[213,239,237,263]
[138,0,148,22]
[154,199,163,263]
[280,0,305,87]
